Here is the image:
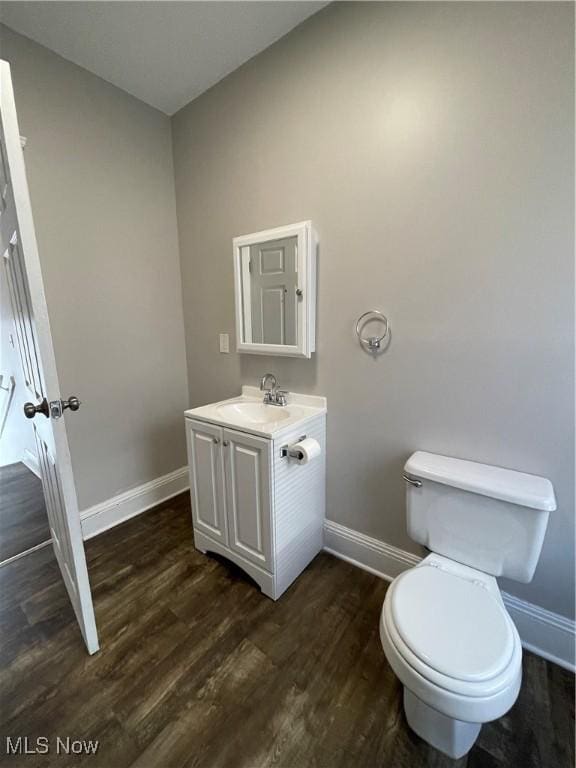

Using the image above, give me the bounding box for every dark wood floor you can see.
[0,492,573,768]
[0,462,50,562]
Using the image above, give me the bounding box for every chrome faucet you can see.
[260,373,288,406]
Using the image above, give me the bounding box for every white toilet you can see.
[380,451,556,759]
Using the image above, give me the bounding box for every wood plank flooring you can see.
[0,492,574,767]
[0,462,50,562]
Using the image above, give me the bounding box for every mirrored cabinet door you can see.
[242,235,298,346]
[233,221,316,358]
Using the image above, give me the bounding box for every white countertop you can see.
[184,386,326,438]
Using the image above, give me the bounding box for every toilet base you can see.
[403,688,482,759]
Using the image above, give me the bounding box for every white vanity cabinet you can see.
[185,391,326,600]
[187,419,272,570]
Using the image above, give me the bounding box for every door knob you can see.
[23,398,49,419]
[213,437,220,445]
[223,440,229,447]
[62,396,81,412]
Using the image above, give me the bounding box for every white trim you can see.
[0,374,15,439]
[80,467,189,540]
[323,520,575,673]
[324,519,420,582]
[22,448,40,478]
[502,593,576,673]
[0,538,51,568]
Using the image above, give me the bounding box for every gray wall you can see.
[172,2,575,618]
[0,26,189,509]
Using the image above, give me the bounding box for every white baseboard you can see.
[22,448,41,478]
[323,519,575,673]
[502,593,576,673]
[80,467,189,540]
[324,519,421,582]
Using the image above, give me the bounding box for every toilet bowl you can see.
[380,555,522,758]
[381,451,555,758]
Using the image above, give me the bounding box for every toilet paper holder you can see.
[280,435,307,460]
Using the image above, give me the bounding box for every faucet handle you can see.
[275,389,289,406]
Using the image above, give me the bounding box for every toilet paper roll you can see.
[291,437,321,465]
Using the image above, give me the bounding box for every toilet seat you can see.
[382,591,521,699]
[380,561,523,724]
[389,565,516,684]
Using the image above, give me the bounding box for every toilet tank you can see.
[404,451,556,583]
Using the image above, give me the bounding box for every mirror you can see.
[233,221,317,358]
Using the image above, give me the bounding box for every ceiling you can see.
[0,1,327,115]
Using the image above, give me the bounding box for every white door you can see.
[249,236,298,346]
[0,60,98,654]
[186,419,227,544]
[223,428,272,570]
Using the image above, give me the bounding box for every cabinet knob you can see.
[213,437,220,444]
[223,440,229,447]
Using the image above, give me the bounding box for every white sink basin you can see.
[185,386,326,437]
[217,401,292,425]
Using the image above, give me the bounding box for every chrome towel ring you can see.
[356,310,390,351]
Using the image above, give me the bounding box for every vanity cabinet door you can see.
[186,419,227,545]
[223,429,272,571]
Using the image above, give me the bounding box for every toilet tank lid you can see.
[404,452,556,512]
